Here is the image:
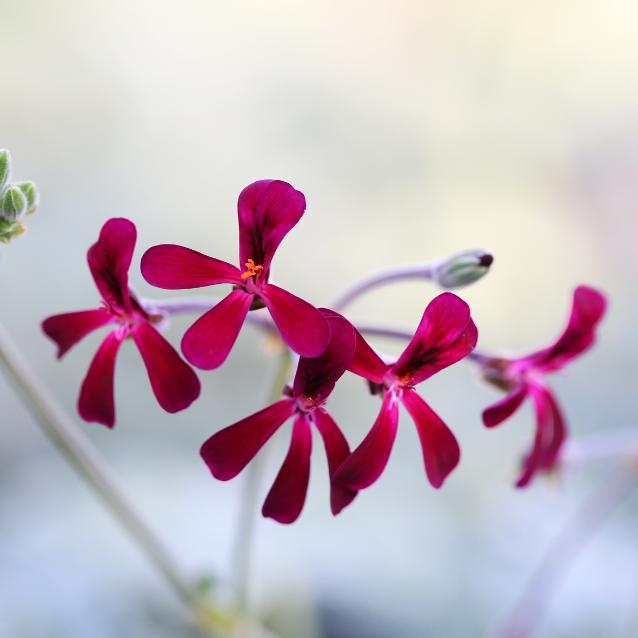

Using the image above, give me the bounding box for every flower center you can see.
[241,259,264,280]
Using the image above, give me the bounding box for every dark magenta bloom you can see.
[42,218,201,427]
[141,180,329,370]
[200,310,357,524]
[480,285,607,487]
[334,292,478,491]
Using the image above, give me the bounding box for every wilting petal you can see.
[347,329,388,384]
[42,308,115,358]
[293,310,355,402]
[131,321,200,413]
[524,286,607,372]
[482,383,529,428]
[333,393,399,490]
[181,289,253,369]
[141,244,242,289]
[392,293,476,383]
[262,414,313,524]
[261,284,329,357]
[201,399,296,480]
[87,218,136,312]
[313,408,358,515]
[237,180,306,276]
[401,389,460,488]
[77,330,124,428]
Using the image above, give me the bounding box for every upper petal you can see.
[262,414,313,524]
[347,328,389,384]
[77,330,124,428]
[261,284,329,358]
[141,244,242,289]
[200,399,296,480]
[87,218,136,312]
[181,289,253,370]
[482,383,529,428]
[42,308,115,358]
[401,389,460,489]
[237,180,306,275]
[131,321,201,413]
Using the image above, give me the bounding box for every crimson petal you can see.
[77,330,124,428]
[347,328,388,384]
[482,383,529,428]
[200,399,296,480]
[401,389,460,488]
[42,309,114,358]
[181,289,253,370]
[262,414,313,524]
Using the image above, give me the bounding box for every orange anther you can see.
[240,258,264,280]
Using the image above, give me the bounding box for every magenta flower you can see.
[42,218,201,428]
[334,292,478,491]
[140,180,329,369]
[200,310,357,524]
[480,285,607,487]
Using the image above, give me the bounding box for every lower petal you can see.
[262,414,313,524]
[401,389,460,489]
[482,384,528,428]
[42,309,114,358]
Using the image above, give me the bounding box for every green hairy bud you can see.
[16,181,39,215]
[0,149,10,190]
[433,250,494,289]
[1,185,28,223]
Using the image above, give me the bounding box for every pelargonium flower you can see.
[42,218,201,427]
[200,310,357,524]
[334,292,478,491]
[140,180,329,370]
[480,285,607,487]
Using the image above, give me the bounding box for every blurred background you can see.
[1,1,638,636]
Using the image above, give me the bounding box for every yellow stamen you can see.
[240,258,264,280]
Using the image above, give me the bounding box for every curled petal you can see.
[42,309,114,358]
[131,321,200,413]
[347,329,388,384]
[141,244,242,289]
[261,284,329,358]
[181,289,253,370]
[482,383,529,428]
[333,393,399,491]
[313,408,358,515]
[200,399,296,480]
[262,414,313,524]
[401,389,460,489]
[77,331,124,428]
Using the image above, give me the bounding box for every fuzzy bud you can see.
[16,181,39,215]
[433,250,493,289]
[1,185,28,223]
[0,149,10,190]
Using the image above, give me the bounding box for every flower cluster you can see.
[42,179,607,523]
[0,149,39,244]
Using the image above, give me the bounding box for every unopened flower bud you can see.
[1,185,28,222]
[16,181,39,215]
[433,250,493,289]
[0,149,10,190]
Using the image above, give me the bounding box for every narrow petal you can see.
[87,218,136,312]
[333,393,399,491]
[293,310,356,402]
[482,383,529,428]
[261,284,329,357]
[200,399,296,480]
[131,321,201,413]
[237,180,306,275]
[77,330,124,428]
[347,328,388,384]
[181,289,253,370]
[401,389,460,488]
[392,293,476,383]
[262,414,313,524]
[141,244,242,289]
[313,408,358,515]
[42,309,114,358]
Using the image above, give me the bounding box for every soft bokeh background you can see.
[2,1,638,637]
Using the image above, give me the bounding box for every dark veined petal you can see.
[293,310,356,402]
[347,328,388,384]
[181,289,253,370]
[482,383,529,428]
[131,321,200,413]
[392,292,476,384]
[523,286,607,372]
[313,408,358,515]
[77,330,124,428]
[87,218,136,312]
[333,392,399,491]
[237,180,306,276]
[401,389,460,489]
[141,244,242,289]
[200,399,296,480]
[261,284,329,358]
[42,309,115,358]
[262,414,313,524]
